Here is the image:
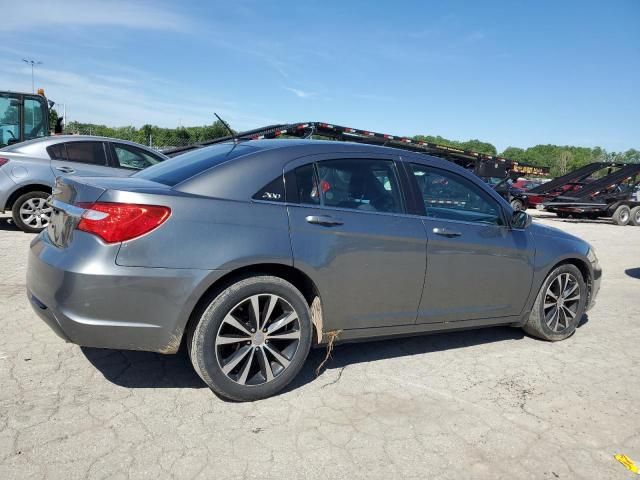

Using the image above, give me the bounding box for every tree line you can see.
[62,119,230,149]
[51,111,639,177]
[413,133,639,177]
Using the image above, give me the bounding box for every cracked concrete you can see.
[1,211,639,479]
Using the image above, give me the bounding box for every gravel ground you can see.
[1,211,639,479]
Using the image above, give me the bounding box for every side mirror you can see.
[511,210,532,229]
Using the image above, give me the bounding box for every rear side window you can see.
[294,164,320,205]
[63,142,108,166]
[47,143,66,160]
[316,159,403,213]
[134,143,254,186]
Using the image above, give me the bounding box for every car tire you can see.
[612,205,631,226]
[189,275,313,401]
[556,212,569,219]
[630,206,640,226]
[523,263,587,342]
[11,191,52,233]
[510,198,524,211]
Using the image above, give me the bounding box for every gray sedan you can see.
[0,135,167,232]
[27,140,601,401]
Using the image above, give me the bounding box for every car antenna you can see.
[214,113,237,143]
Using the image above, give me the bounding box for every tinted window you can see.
[0,95,19,148]
[316,159,403,213]
[47,143,66,160]
[23,98,47,140]
[253,176,285,202]
[411,164,502,225]
[64,142,107,166]
[113,143,163,170]
[134,143,254,186]
[294,164,320,205]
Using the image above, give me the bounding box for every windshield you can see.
[0,94,19,148]
[134,143,256,186]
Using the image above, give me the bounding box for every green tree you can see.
[413,134,497,156]
[49,108,59,131]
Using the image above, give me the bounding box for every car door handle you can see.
[56,166,75,174]
[433,227,462,238]
[305,215,343,226]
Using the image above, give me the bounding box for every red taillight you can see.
[0,158,10,168]
[77,202,171,243]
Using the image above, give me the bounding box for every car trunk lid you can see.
[47,176,171,248]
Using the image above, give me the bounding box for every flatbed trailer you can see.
[524,162,628,207]
[543,163,640,225]
[164,121,549,179]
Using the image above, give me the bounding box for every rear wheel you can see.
[189,276,313,401]
[11,191,52,233]
[630,206,640,226]
[523,264,586,341]
[612,205,631,226]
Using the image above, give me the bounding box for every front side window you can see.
[63,142,108,166]
[412,164,503,225]
[316,159,403,213]
[23,98,47,141]
[113,143,163,170]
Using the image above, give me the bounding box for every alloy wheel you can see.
[215,294,301,386]
[543,273,581,333]
[19,197,52,229]
[620,210,630,223]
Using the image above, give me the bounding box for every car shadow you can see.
[539,216,612,226]
[82,321,590,397]
[625,268,640,279]
[286,326,528,393]
[81,346,207,389]
[0,216,20,231]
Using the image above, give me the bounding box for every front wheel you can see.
[523,264,587,341]
[11,191,52,233]
[189,276,313,401]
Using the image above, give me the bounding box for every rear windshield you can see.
[134,143,256,186]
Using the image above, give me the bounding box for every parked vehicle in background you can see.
[512,179,543,191]
[0,135,167,232]
[483,176,529,210]
[543,164,640,225]
[27,140,601,401]
[0,91,52,148]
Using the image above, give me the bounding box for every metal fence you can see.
[63,126,197,152]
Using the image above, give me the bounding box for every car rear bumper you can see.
[27,233,224,353]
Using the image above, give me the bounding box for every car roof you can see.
[206,138,415,158]
[171,137,507,206]
[1,135,168,158]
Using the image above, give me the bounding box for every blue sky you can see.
[1,0,638,152]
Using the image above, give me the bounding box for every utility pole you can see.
[22,59,43,93]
